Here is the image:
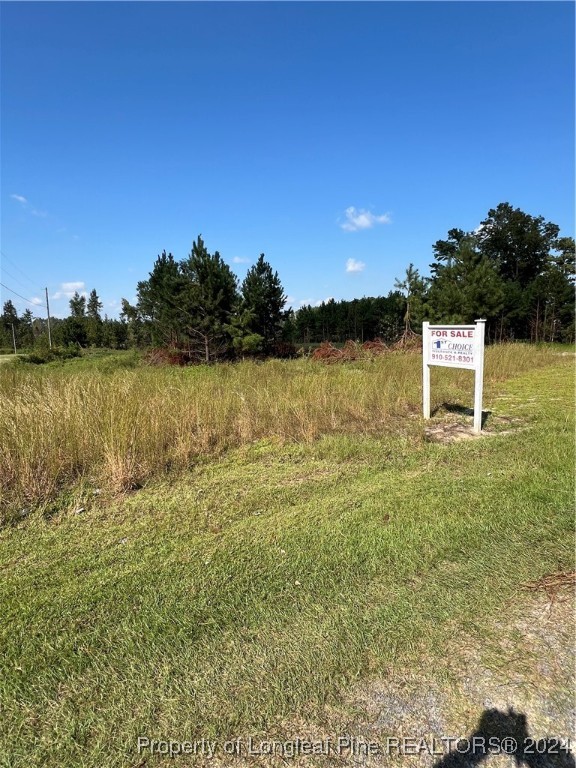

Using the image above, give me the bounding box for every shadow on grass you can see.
[431,402,492,428]
[433,708,574,768]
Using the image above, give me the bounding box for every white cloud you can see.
[474,222,489,236]
[10,193,50,219]
[30,296,43,306]
[340,206,391,232]
[232,256,250,264]
[62,281,85,292]
[52,281,86,300]
[296,296,335,307]
[346,258,366,273]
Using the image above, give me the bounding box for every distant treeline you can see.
[2,203,574,357]
[284,294,406,346]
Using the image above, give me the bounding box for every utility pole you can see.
[11,323,16,354]
[45,287,52,349]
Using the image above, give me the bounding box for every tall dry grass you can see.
[0,344,560,519]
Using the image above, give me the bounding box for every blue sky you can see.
[1,1,574,319]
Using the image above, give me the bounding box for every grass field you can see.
[0,344,566,520]
[0,346,574,767]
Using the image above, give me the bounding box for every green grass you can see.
[0,352,573,767]
[0,343,566,520]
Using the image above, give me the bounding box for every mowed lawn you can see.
[0,349,574,767]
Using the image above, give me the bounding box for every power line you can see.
[0,265,40,296]
[0,281,42,309]
[0,250,40,292]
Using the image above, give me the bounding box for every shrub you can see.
[21,352,50,365]
[19,346,82,365]
[271,341,298,359]
[144,347,193,366]
[51,346,82,360]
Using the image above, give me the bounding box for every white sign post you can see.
[422,319,486,433]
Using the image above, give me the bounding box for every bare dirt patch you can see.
[424,412,523,444]
[339,577,575,767]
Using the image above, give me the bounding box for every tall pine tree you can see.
[393,263,428,336]
[240,254,287,353]
[180,236,239,361]
[86,289,103,346]
[427,238,504,328]
[136,251,185,345]
[1,300,19,349]
[69,291,86,317]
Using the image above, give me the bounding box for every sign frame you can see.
[422,319,486,433]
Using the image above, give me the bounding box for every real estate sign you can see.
[422,320,486,432]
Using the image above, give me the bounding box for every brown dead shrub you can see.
[144,347,193,366]
[392,330,423,352]
[313,338,390,363]
[312,342,344,362]
[362,338,388,355]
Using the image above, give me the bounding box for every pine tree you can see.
[87,289,103,320]
[427,238,504,329]
[136,251,185,345]
[69,291,86,317]
[19,309,35,349]
[529,253,575,342]
[1,300,19,349]
[86,289,103,346]
[225,309,264,356]
[477,203,560,287]
[179,236,239,361]
[240,254,287,353]
[448,204,573,340]
[393,263,427,337]
[2,299,19,326]
[120,299,149,347]
[430,228,467,275]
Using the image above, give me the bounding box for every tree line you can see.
[0,289,130,352]
[1,202,574,356]
[293,204,574,345]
